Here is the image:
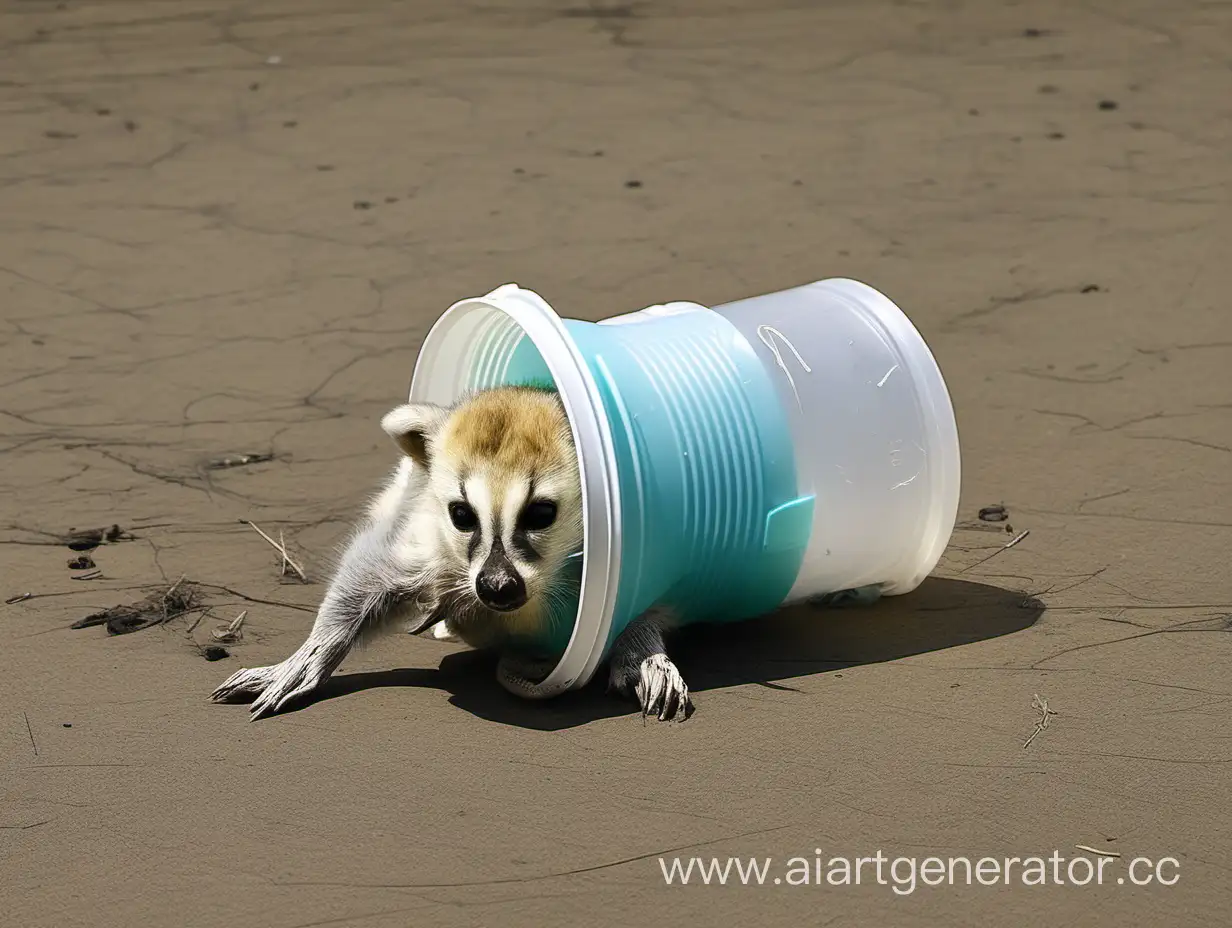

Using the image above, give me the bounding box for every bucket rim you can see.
[408,283,621,697]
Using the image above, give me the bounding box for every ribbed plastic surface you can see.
[472,307,813,657]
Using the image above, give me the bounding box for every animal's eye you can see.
[448,501,478,532]
[520,500,557,531]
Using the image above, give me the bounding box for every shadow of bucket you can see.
[407,279,961,699]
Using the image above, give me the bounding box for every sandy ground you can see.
[2,1,1230,925]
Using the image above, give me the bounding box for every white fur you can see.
[210,393,693,721]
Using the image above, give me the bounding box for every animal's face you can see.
[381,387,583,621]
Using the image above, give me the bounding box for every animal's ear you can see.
[381,403,449,467]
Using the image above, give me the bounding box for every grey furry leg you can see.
[210,519,432,720]
[607,608,693,721]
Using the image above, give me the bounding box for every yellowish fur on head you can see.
[381,386,583,647]
[438,387,572,478]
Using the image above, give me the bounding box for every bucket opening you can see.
[408,286,623,699]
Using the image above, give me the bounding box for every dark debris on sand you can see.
[71,580,202,635]
[203,452,274,471]
[64,524,136,551]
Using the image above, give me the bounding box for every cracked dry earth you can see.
[2,2,1230,927]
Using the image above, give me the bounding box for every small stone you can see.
[1098,99,1119,111]
[203,646,230,661]
[624,179,642,188]
[1081,284,1101,293]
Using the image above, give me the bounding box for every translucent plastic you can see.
[712,278,961,597]
[407,280,961,698]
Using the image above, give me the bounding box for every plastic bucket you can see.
[408,279,961,699]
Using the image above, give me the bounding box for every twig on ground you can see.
[162,574,186,621]
[211,610,247,643]
[72,578,202,635]
[23,711,37,756]
[240,520,307,581]
[961,529,1030,573]
[1023,692,1058,748]
[1075,844,1120,858]
[198,583,315,613]
[204,452,274,471]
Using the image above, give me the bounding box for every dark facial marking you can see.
[510,528,541,563]
[475,536,527,611]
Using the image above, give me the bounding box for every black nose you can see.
[476,566,527,612]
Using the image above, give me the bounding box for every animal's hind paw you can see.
[611,653,693,722]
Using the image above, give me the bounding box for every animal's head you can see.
[381,386,583,621]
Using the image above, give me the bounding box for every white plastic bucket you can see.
[408,279,960,698]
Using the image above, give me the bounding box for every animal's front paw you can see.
[209,644,337,720]
[611,654,693,722]
[209,664,280,703]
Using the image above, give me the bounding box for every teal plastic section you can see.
[478,310,815,660]
[763,495,816,553]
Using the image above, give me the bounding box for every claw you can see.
[660,682,678,721]
[210,665,278,703]
[632,654,692,722]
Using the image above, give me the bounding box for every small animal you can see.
[210,385,692,721]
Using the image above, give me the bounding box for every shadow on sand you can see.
[289,577,1043,730]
